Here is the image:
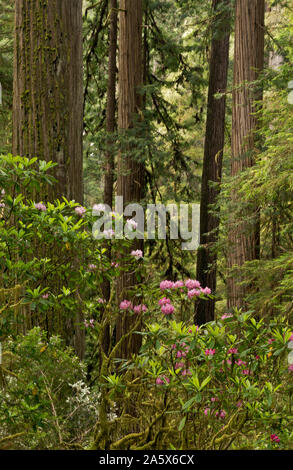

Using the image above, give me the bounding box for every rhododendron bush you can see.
[91,281,293,450]
[0,155,292,451]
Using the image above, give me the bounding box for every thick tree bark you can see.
[13,0,83,204]
[227,0,265,309]
[195,0,231,325]
[101,0,118,355]
[115,0,144,359]
[12,0,84,358]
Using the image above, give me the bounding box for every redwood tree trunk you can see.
[101,0,118,355]
[195,0,231,325]
[227,0,265,309]
[13,0,83,203]
[12,0,84,358]
[115,0,144,359]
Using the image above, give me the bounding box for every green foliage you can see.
[0,327,99,449]
[93,288,293,450]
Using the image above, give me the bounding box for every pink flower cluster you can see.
[205,348,216,356]
[75,206,86,216]
[159,279,211,296]
[119,300,147,313]
[88,264,97,271]
[221,313,233,320]
[158,297,174,315]
[84,319,95,328]
[270,434,280,443]
[131,249,143,260]
[161,304,175,315]
[228,348,238,354]
[156,376,170,385]
[204,408,226,419]
[34,202,47,211]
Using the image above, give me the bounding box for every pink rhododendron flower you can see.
[160,280,174,289]
[182,369,192,377]
[221,313,233,320]
[175,362,185,370]
[216,410,226,419]
[84,319,95,329]
[270,434,280,443]
[173,280,184,288]
[131,249,143,259]
[187,289,201,299]
[158,297,171,306]
[92,203,106,212]
[98,298,106,304]
[161,304,175,315]
[288,364,293,372]
[111,262,119,268]
[34,202,47,211]
[228,348,238,354]
[156,376,170,385]
[235,359,247,366]
[42,293,49,299]
[241,369,252,376]
[176,350,186,358]
[204,408,210,416]
[126,219,138,230]
[133,304,147,314]
[201,287,211,295]
[88,264,97,271]
[103,229,115,238]
[185,279,201,290]
[119,300,133,310]
[75,206,86,216]
[205,349,216,356]
[211,397,219,402]
[268,338,275,344]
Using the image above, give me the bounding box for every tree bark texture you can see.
[195,0,231,325]
[227,0,265,309]
[115,0,144,359]
[13,0,83,204]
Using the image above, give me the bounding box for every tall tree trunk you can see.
[115,0,144,359]
[227,0,265,309]
[195,0,231,325]
[12,0,84,357]
[101,0,118,355]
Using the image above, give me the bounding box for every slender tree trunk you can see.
[12,0,84,358]
[101,0,118,355]
[227,0,265,309]
[115,0,144,359]
[195,0,231,325]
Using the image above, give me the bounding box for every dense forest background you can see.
[0,0,292,451]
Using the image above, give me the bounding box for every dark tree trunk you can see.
[13,0,83,203]
[227,0,265,309]
[195,0,231,325]
[12,0,84,358]
[101,0,118,355]
[115,0,144,359]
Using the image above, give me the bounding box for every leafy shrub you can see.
[94,280,293,450]
[0,327,99,449]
